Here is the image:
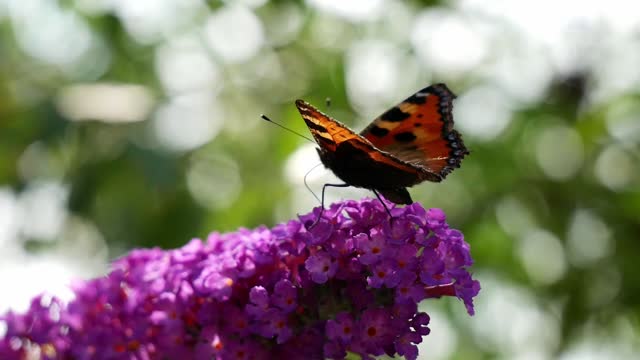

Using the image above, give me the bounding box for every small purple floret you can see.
[305,251,337,284]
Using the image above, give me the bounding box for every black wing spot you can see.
[394,132,417,143]
[317,136,336,147]
[368,125,389,137]
[414,123,422,127]
[304,120,327,133]
[405,93,428,104]
[381,107,411,122]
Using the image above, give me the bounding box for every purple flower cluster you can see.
[0,199,480,360]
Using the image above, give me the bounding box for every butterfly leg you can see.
[372,189,394,221]
[308,183,350,229]
[304,163,324,204]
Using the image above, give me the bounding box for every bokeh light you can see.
[411,10,489,76]
[153,94,223,151]
[518,229,567,285]
[187,152,242,210]
[454,85,513,141]
[204,5,265,63]
[535,125,584,181]
[57,83,155,123]
[306,0,385,21]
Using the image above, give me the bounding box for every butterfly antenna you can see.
[261,114,316,144]
[303,163,323,204]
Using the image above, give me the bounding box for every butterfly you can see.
[296,83,468,211]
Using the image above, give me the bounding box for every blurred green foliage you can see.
[1,0,639,358]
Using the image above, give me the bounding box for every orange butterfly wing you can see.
[295,99,358,153]
[295,99,433,180]
[360,83,468,179]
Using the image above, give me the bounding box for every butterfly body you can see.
[296,83,468,205]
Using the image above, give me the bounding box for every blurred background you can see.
[1,0,639,358]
